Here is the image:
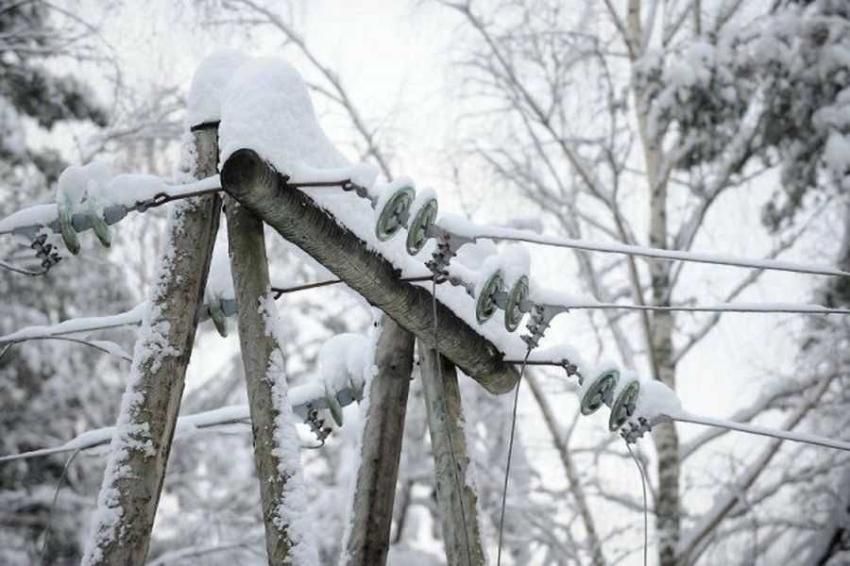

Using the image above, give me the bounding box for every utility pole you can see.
[82,125,220,565]
[226,187,315,563]
[342,316,415,565]
[419,343,486,566]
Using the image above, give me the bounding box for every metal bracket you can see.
[620,416,652,444]
[424,225,476,283]
[522,303,569,349]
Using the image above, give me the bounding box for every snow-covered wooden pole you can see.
[81,125,221,565]
[219,148,519,395]
[419,342,486,566]
[225,195,317,564]
[342,316,414,565]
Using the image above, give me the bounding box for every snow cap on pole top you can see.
[219,56,348,176]
[187,49,249,129]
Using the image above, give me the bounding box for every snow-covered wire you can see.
[0,175,222,237]
[562,302,850,315]
[443,222,850,278]
[667,411,850,452]
[0,335,131,362]
[0,388,348,465]
[496,350,531,566]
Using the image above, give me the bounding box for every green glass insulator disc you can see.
[406,197,438,255]
[504,275,529,332]
[476,270,504,324]
[375,186,415,241]
[88,206,111,248]
[326,392,344,427]
[208,300,228,338]
[580,369,619,416]
[58,197,81,255]
[608,379,641,431]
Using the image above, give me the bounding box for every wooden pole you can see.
[82,126,220,565]
[219,149,519,395]
[419,342,486,566]
[225,194,314,563]
[342,316,414,566]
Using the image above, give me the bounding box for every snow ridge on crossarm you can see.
[258,291,319,565]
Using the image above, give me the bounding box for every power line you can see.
[463,226,850,278]
[668,411,850,452]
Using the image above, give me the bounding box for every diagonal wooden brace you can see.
[220,149,519,395]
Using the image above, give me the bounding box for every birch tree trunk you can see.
[342,316,414,566]
[226,195,316,564]
[625,2,681,562]
[82,126,221,565]
[419,342,486,566]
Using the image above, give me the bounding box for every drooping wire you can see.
[496,349,531,566]
[626,442,648,566]
[39,448,81,563]
[0,258,46,276]
[430,277,474,566]
[270,274,431,298]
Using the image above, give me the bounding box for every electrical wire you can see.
[496,350,531,566]
[562,302,850,315]
[469,227,850,278]
[626,442,648,566]
[668,411,850,452]
[0,258,47,276]
[40,448,80,563]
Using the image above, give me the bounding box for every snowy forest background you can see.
[2,0,850,564]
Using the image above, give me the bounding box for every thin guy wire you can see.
[431,277,474,566]
[626,442,648,566]
[40,448,80,564]
[496,349,530,566]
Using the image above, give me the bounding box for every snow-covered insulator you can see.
[57,195,81,255]
[324,388,344,427]
[504,274,529,332]
[406,196,438,255]
[207,297,228,337]
[475,270,504,324]
[86,200,112,248]
[579,368,619,415]
[375,184,416,241]
[608,376,641,431]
